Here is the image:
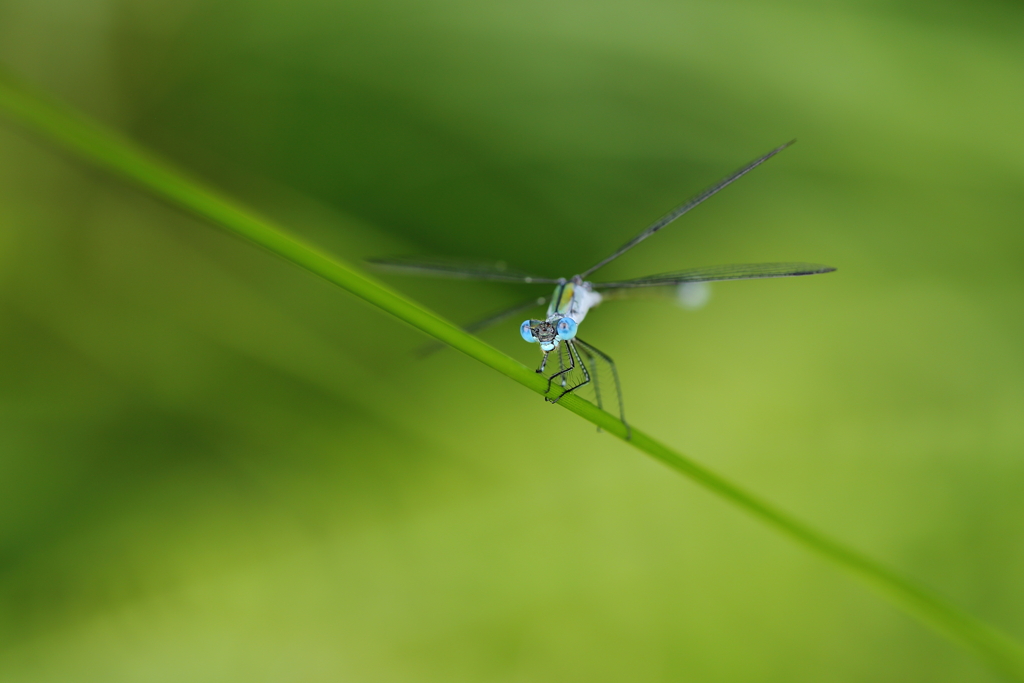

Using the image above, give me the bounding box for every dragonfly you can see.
[369,141,835,438]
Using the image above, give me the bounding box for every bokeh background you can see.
[1,0,1023,681]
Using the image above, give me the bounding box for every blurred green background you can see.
[1,0,1023,681]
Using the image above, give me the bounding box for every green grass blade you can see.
[2,72,1023,680]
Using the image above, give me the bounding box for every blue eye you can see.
[520,320,538,343]
[556,317,577,340]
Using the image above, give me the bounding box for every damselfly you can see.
[370,141,835,438]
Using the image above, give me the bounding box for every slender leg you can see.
[575,343,604,434]
[544,342,576,396]
[536,350,550,374]
[561,344,569,387]
[576,343,602,411]
[575,337,630,439]
[547,340,591,404]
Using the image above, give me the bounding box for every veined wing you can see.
[594,262,836,289]
[573,337,628,438]
[416,296,548,357]
[579,141,795,279]
[463,296,549,334]
[367,256,561,284]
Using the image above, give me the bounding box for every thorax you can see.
[547,276,602,324]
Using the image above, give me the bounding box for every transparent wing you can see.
[463,296,549,334]
[416,296,548,357]
[574,338,628,436]
[593,262,835,289]
[367,256,561,284]
[543,338,629,438]
[579,141,795,279]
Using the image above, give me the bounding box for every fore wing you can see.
[593,262,835,289]
[367,256,561,284]
[416,296,548,357]
[578,141,795,279]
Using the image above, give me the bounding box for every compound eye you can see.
[520,320,538,343]
[556,317,577,340]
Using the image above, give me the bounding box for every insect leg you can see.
[544,343,576,396]
[575,342,602,412]
[547,340,591,404]
[575,338,630,439]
